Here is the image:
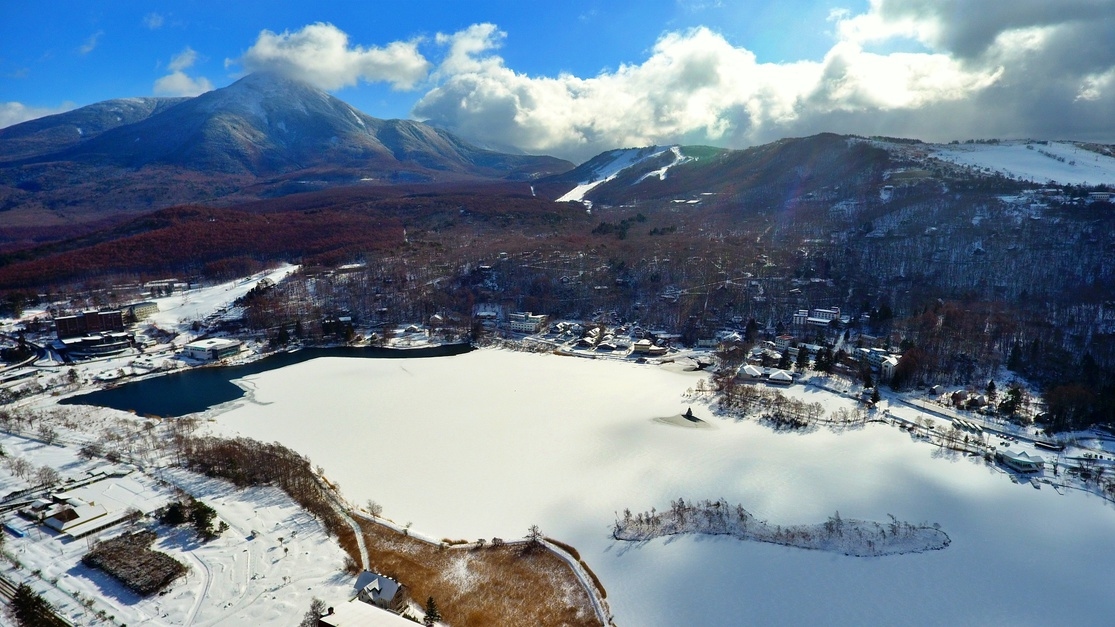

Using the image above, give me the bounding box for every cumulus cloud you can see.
[413,2,1115,162]
[153,47,213,97]
[0,101,76,129]
[236,22,430,90]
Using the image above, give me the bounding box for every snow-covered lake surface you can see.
[209,350,1115,626]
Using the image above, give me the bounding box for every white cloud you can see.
[413,24,1000,162]
[153,71,213,97]
[0,101,76,129]
[169,47,199,72]
[236,22,430,90]
[79,30,103,55]
[434,23,504,76]
[143,13,164,30]
[153,47,212,97]
[413,2,1115,162]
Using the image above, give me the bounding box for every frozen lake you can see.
[209,349,1115,626]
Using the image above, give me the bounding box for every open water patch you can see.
[61,344,471,418]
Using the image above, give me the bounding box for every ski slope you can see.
[556,147,669,202]
[636,146,692,183]
[930,141,1115,186]
[146,264,298,333]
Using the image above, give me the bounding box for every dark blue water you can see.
[61,344,472,418]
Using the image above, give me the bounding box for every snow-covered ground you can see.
[146,264,298,335]
[557,147,669,203]
[207,349,1115,626]
[0,432,352,627]
[928,141,1115,186]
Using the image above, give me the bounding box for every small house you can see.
[354,571,408,613]
[738,364,763,379]
[768,369,793,385]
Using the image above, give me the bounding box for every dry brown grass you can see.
[357,519,602,627]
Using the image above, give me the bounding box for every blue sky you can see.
[2,1,1113,162]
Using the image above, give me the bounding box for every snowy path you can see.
[183,551,213,626]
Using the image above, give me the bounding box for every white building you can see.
[508,312,547,333]
[184,338,242,361]
[995,450,1045,473]
[793,307,841,328]
[881,355,900,382]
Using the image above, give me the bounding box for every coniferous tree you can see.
[777,349,792,370]
[795,346,810,371]
[423,596,442,626]
[8,583,55,627]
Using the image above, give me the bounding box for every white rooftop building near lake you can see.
[184,338,242,361]
[508,311,547,333]
[995,449,1045,473]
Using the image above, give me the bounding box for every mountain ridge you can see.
[0,73,573,239]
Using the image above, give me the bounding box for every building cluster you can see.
[49,301,160,359]
[12,470,167,542]
[51,309,133,358]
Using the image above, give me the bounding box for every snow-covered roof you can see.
[740,364,763,377]
[1000,450,1045,465]
[185,337,241,351]
[769,369,793,382]
[354,570,402,603]
[319,599,414,627]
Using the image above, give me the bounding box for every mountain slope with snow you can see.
[556,146,671,203]
[883,140,1115,186]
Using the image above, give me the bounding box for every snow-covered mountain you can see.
[540,135,1115,210]
[0,97,187,162]
[539,144,726,206]
[538,134,892,208]
[1,72,573,179]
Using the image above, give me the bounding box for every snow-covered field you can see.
[929,141,1115,186]
[208,349,1115,626]
[0,432,352,626]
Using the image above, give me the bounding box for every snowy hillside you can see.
[926,141,1115,186]
[556,146,672,203]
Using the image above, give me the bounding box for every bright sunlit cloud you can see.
[236,22,430,91]
[154,47,213,97]
[410,1,1115,161]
